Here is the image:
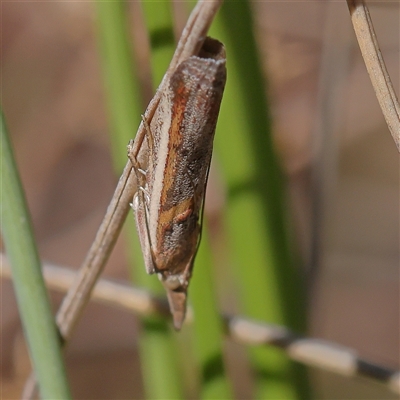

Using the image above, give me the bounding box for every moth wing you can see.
[159,150,212,330]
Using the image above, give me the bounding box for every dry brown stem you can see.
[347,0,400,151]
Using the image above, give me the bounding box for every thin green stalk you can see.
[141,1,175,88]
[210,2,311,399]
[0,111,71,399]
[190,228,234,399]
[96,0,144,172]
[96,1,183,398]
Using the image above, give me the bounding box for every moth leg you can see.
[127,140,146,191]
[131,119,161,277]
[138,186,150,205]
[130,170,156,276]
[141,114,155,160]
[128,164,151,255]
[137,168,147,177]
[127,148,150,226]
[127,108,153,162]
[138,117,157,253]
[127,112,155,187]
[126,122,161,279]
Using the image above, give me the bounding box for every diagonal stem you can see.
[347,0,400,151]
[55,162,135,340]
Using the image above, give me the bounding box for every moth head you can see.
[158,272,187,291]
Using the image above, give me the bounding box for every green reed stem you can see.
[210,1,311,398]
[0,111,71,400]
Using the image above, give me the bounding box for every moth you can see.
[129,37,226,329]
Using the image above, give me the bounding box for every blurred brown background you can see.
[1,1,398,399]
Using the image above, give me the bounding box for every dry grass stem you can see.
[2,256,398,395]
[347,0,400,151]
[55,162,135,340]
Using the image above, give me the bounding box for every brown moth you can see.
[129,37,226,329]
